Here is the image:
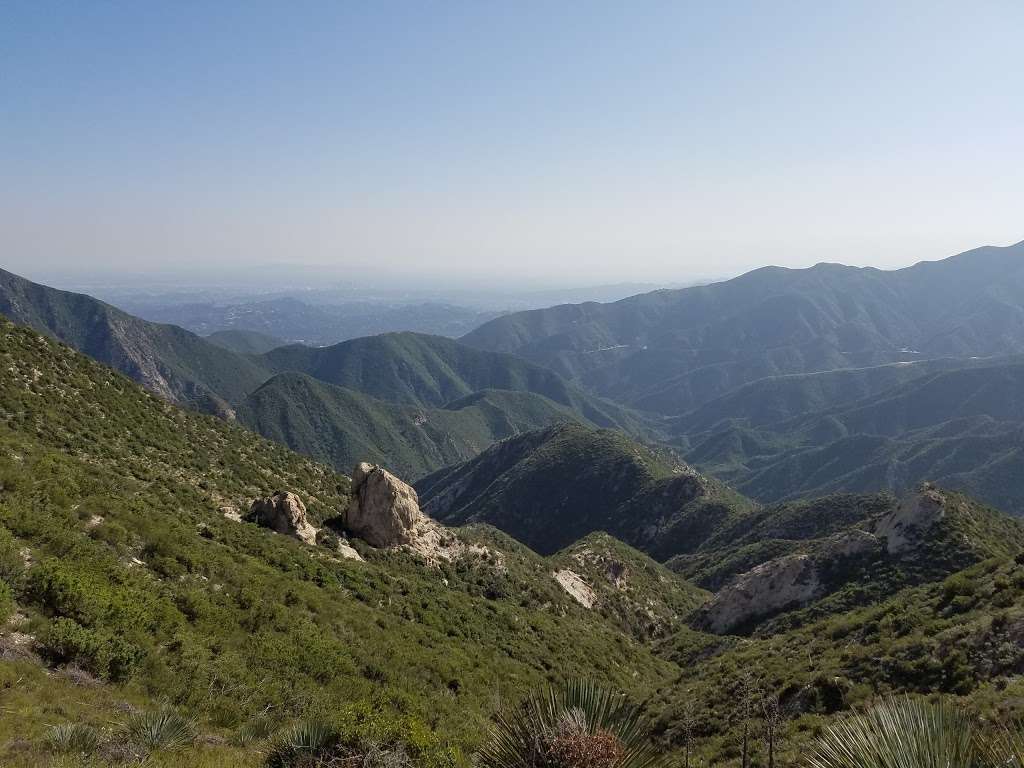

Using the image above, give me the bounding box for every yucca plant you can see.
[806,696,979,768]
[46,722,100,754]
[234,714,277,747]
[125,705,196,752]
[981,721,1024,768]
[265,721,341,768]
[476,679,674,768]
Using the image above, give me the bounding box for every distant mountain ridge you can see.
[205,328,286,354]
[461,241,1024,415]
[237,372,588,480]
[0,267,267,415]
[677,360,1024,511]
[417,422,754,559]
[261,331,650,435]
[0,268,654,479]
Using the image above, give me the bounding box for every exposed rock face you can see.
[337,539,364,562]
[219,505,242,522]
[554,569,596,609]
[246,491,318,545]
[875,486,946,554]
[697,529,880,634]
[699,554,821,634]
[346,463,426,548]
[345,462,501,565]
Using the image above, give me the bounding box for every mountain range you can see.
[4,314,1024,765]
[0,267,649,480]
[5,240,1024,765]
[462,241,1024,414]
[117,294,502,346]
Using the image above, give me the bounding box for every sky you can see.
[2,1,1022,288]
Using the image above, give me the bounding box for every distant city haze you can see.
[2,2,1022,289]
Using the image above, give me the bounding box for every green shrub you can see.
[234,715,277,747]
[0,524,23,586]
[265,710,457,768]
[266,721,340,767]
[0,580,13,624]
[38,617,143,681]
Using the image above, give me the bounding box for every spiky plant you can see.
[125,705,196,752]
[805,696,979,768]
[265,721,341,768]
[981,721,1024,768]
[46,722,100,754]
[476,679,673,768]
[234,715,277,747]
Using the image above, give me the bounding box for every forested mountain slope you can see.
[417,423,754,559]
[677,361,1024,511]
[4,316,1024,766]
[0,270,655,482]
[260,331,650,435]
[462,241,1024,414]
[0,268,268,414]
[237,372,588,480]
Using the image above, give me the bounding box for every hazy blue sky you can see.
[2,1,1022,287]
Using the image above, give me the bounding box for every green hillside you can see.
[4,316,1024,766]
[673,487,1024,635]
[677,362,1024,511]
[462,241,1024,415]
[0,268,269,415]
[649,551,1024,763]
[205,328,286,354]
[237,372,586,479]
[417,423,754,559]
[669,356,1014,434]
[418,417,1024,635]
[261,331,652,436]
[550,532,710,641]
[0,319,679,765]
[0,271,658,486]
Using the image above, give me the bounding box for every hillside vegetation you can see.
[417,423,754,559]
[238,372,586,480]
[0,270,654,482]
[261,331,650,436]
[0,319,683,765]
[675,361,1024,511]
[0,268,268,415]
[205,328,286,354]
[3,318,1024,765]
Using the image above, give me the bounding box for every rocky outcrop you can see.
[345,462,500,565]
[346,463,426,548]
[246,491,318,545]
[554,569,596,609]
[698,554,821,634]
[874,486,946,554]
[336,539,364,562]
[697,529,880,634]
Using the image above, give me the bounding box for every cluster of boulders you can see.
[243,462,460,563]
